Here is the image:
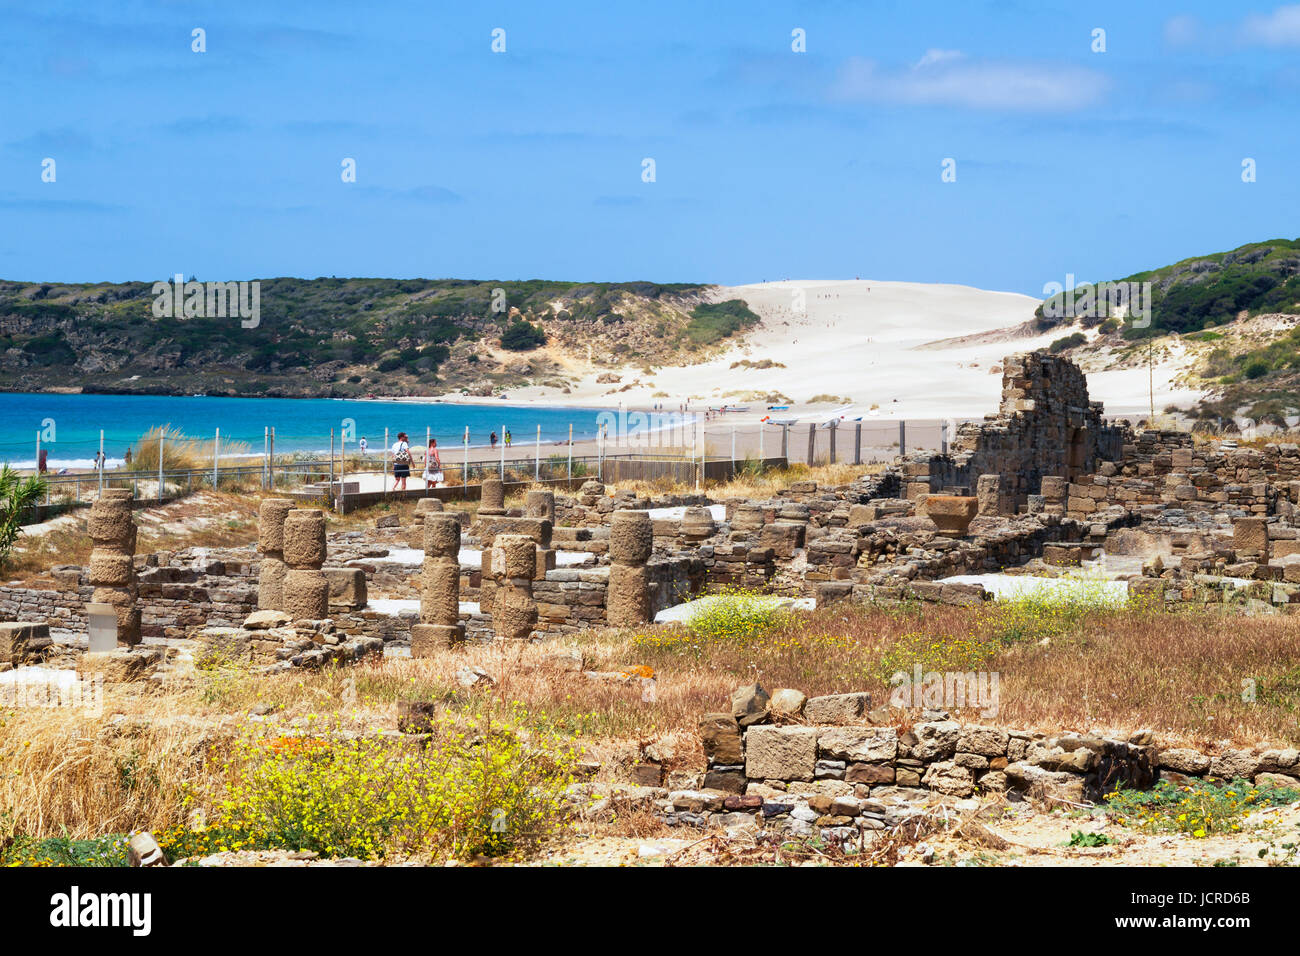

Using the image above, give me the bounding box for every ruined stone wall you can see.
[907,352,1124,509]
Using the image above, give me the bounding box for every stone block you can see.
[804,691,872,724]
[744,725,818,781]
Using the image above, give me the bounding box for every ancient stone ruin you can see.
[492,534,538,641]
[607,510,652,626]
[281,509,329,620]
[257,497,293,611]
[86,488,140,646]
[479,476,505,516]
[412,513,464,655]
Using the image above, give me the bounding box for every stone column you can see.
[87,489,140,646]
[281,509,329,620]
[523,490,558,577]
[607,510,652,627]
[257,497,293,610]
[479,476,506,516]
[409,497,444,549]
[492,534,538,641]
[412,514,465,655]
[976,473,1004,516]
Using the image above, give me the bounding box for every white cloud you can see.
[1240,4,1300,46]
[1164,6,1300,51]
[833,53,1109,111]
[914,48,965,69]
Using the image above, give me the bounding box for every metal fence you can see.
[21,415,974,511]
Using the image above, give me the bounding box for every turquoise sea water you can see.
[0,393,612,468]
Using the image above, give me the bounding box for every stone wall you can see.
[906,351,1125,510]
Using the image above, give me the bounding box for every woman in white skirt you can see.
[423,437,444,488]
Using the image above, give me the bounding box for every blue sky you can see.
[1,0,1298,295]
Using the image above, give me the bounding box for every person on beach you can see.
[423,438,443,488]
[490,431,498,449]
[123,447,132,467]
[504,429,512,447]
[391,431,412,490]
[359,436,368,459]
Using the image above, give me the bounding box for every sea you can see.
[0,392,613,469]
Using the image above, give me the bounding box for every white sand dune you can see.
[488,279,1202,422]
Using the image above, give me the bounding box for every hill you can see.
[1029,239,1300,426]
[0,278,760,398]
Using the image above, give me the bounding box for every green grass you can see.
[1,833,130,867]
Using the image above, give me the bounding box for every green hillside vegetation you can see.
[0,277,726,397]
[1035,238,1300,341]
[686,299,761,345]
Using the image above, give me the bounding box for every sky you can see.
[1,0,1298,296]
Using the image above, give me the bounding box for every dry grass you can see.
[128,425,252,473]
[602,461,884,501]
[4,597,1300,842]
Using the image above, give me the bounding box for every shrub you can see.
[685,299,760,345]
[500,319,546,351]
[171,710,578,862]
[0,465,46,565]
[1104,778,1300,838]
[683,588,789,646]
[1049,332,1087,353]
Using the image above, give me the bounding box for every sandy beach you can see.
[425,279,1204,425]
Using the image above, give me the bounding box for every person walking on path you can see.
[423,437,443,488]
[391,431,412,491]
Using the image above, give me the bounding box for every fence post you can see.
[567,424,573,482]
[383,427,389,494]
[330,428,335,491]
[899,420,906,456]
[98,429,104,496]
[535,424,540,482]
[691,419,697,490]
[781,423,789,460]
[158,433,164,501]
[807,424,815,466]
[213,428,220,489]
[731,427,736,478]
[829,422,837,464]
[854,423,862,465]
[269,427,275,491]
[35,431,40,478]
[463,426,469,489]
[500,423,505,479]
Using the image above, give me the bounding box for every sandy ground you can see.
[430,280,1205,424]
